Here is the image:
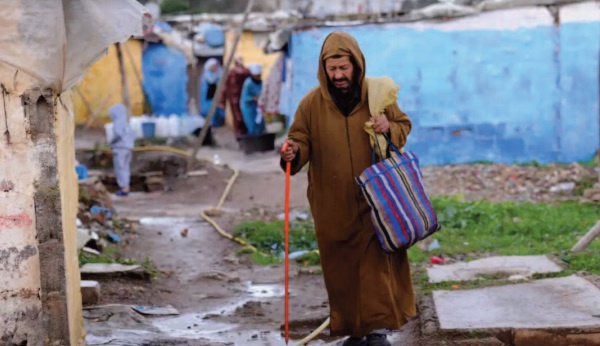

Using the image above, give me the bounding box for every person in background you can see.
[199,58,225,127]
[220,55,250,136]
[240,63,264,135]
[109,104,135,197]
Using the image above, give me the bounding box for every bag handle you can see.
[371,132,403,164]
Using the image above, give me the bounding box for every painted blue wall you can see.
[142,43,188,116]
[286,21,600,165]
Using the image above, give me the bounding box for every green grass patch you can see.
[411,197,600,274]
[235,198,600,276]
[233,220,318,259]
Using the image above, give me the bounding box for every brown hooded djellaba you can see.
[283,32,416,337]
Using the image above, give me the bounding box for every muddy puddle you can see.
[85,214,338,345]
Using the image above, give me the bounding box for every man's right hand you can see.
[281,139,299,162]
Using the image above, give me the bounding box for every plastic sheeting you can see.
[142,43,188,116]
[0,0,148,92]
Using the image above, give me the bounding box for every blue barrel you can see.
[142,122,156,139]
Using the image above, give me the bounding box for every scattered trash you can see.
[76,164,89,180]
[107,232,121,243]
[78,227,93,249]
[289,250,310,260]
[132,305,180,316]
[82,247,101,256]
[90,206,114,219]
[180,228,189,237]
[431,256,445,265]
[212,154,222,166]
[80,263,142,274]
[549,182,576,193]
[428,239,441,251]
[187,169,208,177]
[277,210,310,221]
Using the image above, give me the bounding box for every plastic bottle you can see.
[104,123,114,144]
[156,115,170,138]
[129,116,143,139]
[168,114,180,137]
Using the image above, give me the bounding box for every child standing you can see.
[109,104,134,197]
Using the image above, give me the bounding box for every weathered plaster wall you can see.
[0,61,84,345]
[285,2,600,165]
[0,63,44,345]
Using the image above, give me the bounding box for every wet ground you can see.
[81,128,420,345]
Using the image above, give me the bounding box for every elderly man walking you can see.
[280,32,415,346]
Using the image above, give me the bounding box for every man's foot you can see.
[114,190,129,197]
[366,333,390,346]
[342,336,366,346]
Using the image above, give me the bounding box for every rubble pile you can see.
[422,163,600,203]
[77,177,137,259]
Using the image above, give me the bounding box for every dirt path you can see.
[84,153,421,345]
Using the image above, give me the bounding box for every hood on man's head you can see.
[317,31,367,102]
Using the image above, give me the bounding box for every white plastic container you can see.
[180,114,205,135]
[104,123,114,144]
[155,116,170,138]
[129,116,143,139]
[168,114,180,137]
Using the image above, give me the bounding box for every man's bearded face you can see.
[325,56,354,93]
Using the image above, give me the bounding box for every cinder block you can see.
[81,280,100,306]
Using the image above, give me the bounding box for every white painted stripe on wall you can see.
[561,1,600,23]
[388,7,553,32]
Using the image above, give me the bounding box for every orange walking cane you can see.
[281,142,291,344]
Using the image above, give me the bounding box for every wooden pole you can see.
[188,0,255,165]
[115,42,132,120]
[572,220,600,252]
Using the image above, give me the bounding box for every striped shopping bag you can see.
[356,136,440,252]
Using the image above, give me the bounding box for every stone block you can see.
[81,280,100,306]
[427,255,562,283]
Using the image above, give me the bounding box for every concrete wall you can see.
[285,2,600,165]
[0,62,84,345]
[0,64,44,345]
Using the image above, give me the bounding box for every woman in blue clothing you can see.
[199,58,225,127]
[240,63,264,135]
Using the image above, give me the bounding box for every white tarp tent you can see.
[0,0,149,93]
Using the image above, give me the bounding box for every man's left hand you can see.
[372,116,390,133]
